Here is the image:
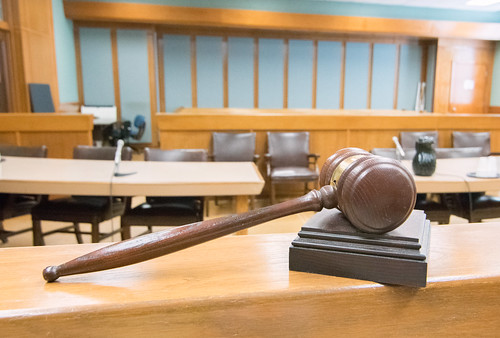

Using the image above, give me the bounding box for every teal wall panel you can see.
[425,44,437,112]
[371,43,396,110]
[397,44,422,111]
[316,41,342,109]
[288,39,313,108]
[117,29,152,143]
[258,38,284,109]
[80,27,114,106]
[196,36,223,108]
[344,42,370,109]
[228,37,254,108]
[52,0,78,103]
[164,34,192,112]
[491,42,500,107]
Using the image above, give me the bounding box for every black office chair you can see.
[31,145,133,246]
[265,132,319,204]
[0,145,48,243]
[120,148,207,240]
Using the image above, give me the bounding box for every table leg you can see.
[235,195,249,235]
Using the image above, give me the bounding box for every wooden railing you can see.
[0,113,93,158]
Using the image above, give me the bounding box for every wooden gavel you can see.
[43,148,417,282]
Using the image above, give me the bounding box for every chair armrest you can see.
[252,154,260,164]
[307,153,320,169]
[264,153,272,177]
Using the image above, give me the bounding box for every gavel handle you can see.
[43,185,337,282]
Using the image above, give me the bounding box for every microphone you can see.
[43,148,417,282]
[392,136,406,159]
[113,139,124,176]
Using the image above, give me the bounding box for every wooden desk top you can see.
[404,157,500,193]
[1,222,499,336]
[0,156,264,196]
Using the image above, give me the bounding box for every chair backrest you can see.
[212,132,256,162]
[436,147,484,159]
[131,115,146,140]
[268,132,310,168]
[145,148,208,162]
[452,131,490,156]
[0,144,48,158]
[370,148,415,160]
[400,131,438,149]
[28,83,55,113]
[73,145,133,161]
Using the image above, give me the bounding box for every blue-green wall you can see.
[53,0,500,112]
[52,0,78,103]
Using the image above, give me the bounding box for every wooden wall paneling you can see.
[222,36,228,108]
[435,38,495,114]
[489,106,500,114]
[73,24,84,106]
[0,113,93,158]
[253,37,258,108]
[339,41,346,109]
[0,31,12,112]
[367,42,374,109]
[393,43,401,109]
[158,109,500,165]
[2,0,34,111]
[312,40,318,109]
[11,0,59,111]
[190,35,197,108]
[63,2,500,41]
[283,38,289,109]
[433,40,452,113]
[157,33,165,113]
[110,28,121,120]
[420,42,429,84]
[0,132,18,145]
[147,29,158,146]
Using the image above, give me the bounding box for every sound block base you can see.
[289,209,430,287]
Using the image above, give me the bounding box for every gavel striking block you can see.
[289,208,430,287]
[43,148,418,283]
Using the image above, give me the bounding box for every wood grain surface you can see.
[1,222,499,336]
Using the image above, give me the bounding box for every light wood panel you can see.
[2,222,500,336]
[157,109,500,195]
[434,38,495,114]
[63,1,500,41]
[6,0,59,112]
[0,113,93,158]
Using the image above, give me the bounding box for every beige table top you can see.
[0,156,264,196]
[1,222,499,336]
[403,156,500,193]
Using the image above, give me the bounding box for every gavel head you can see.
[320,148,417,234]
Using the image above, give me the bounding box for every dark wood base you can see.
[289,209,430,287]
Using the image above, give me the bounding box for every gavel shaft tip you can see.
[43,266,60,282]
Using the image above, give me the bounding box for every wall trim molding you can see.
[489,106,500,114]
[63,1,500,41]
